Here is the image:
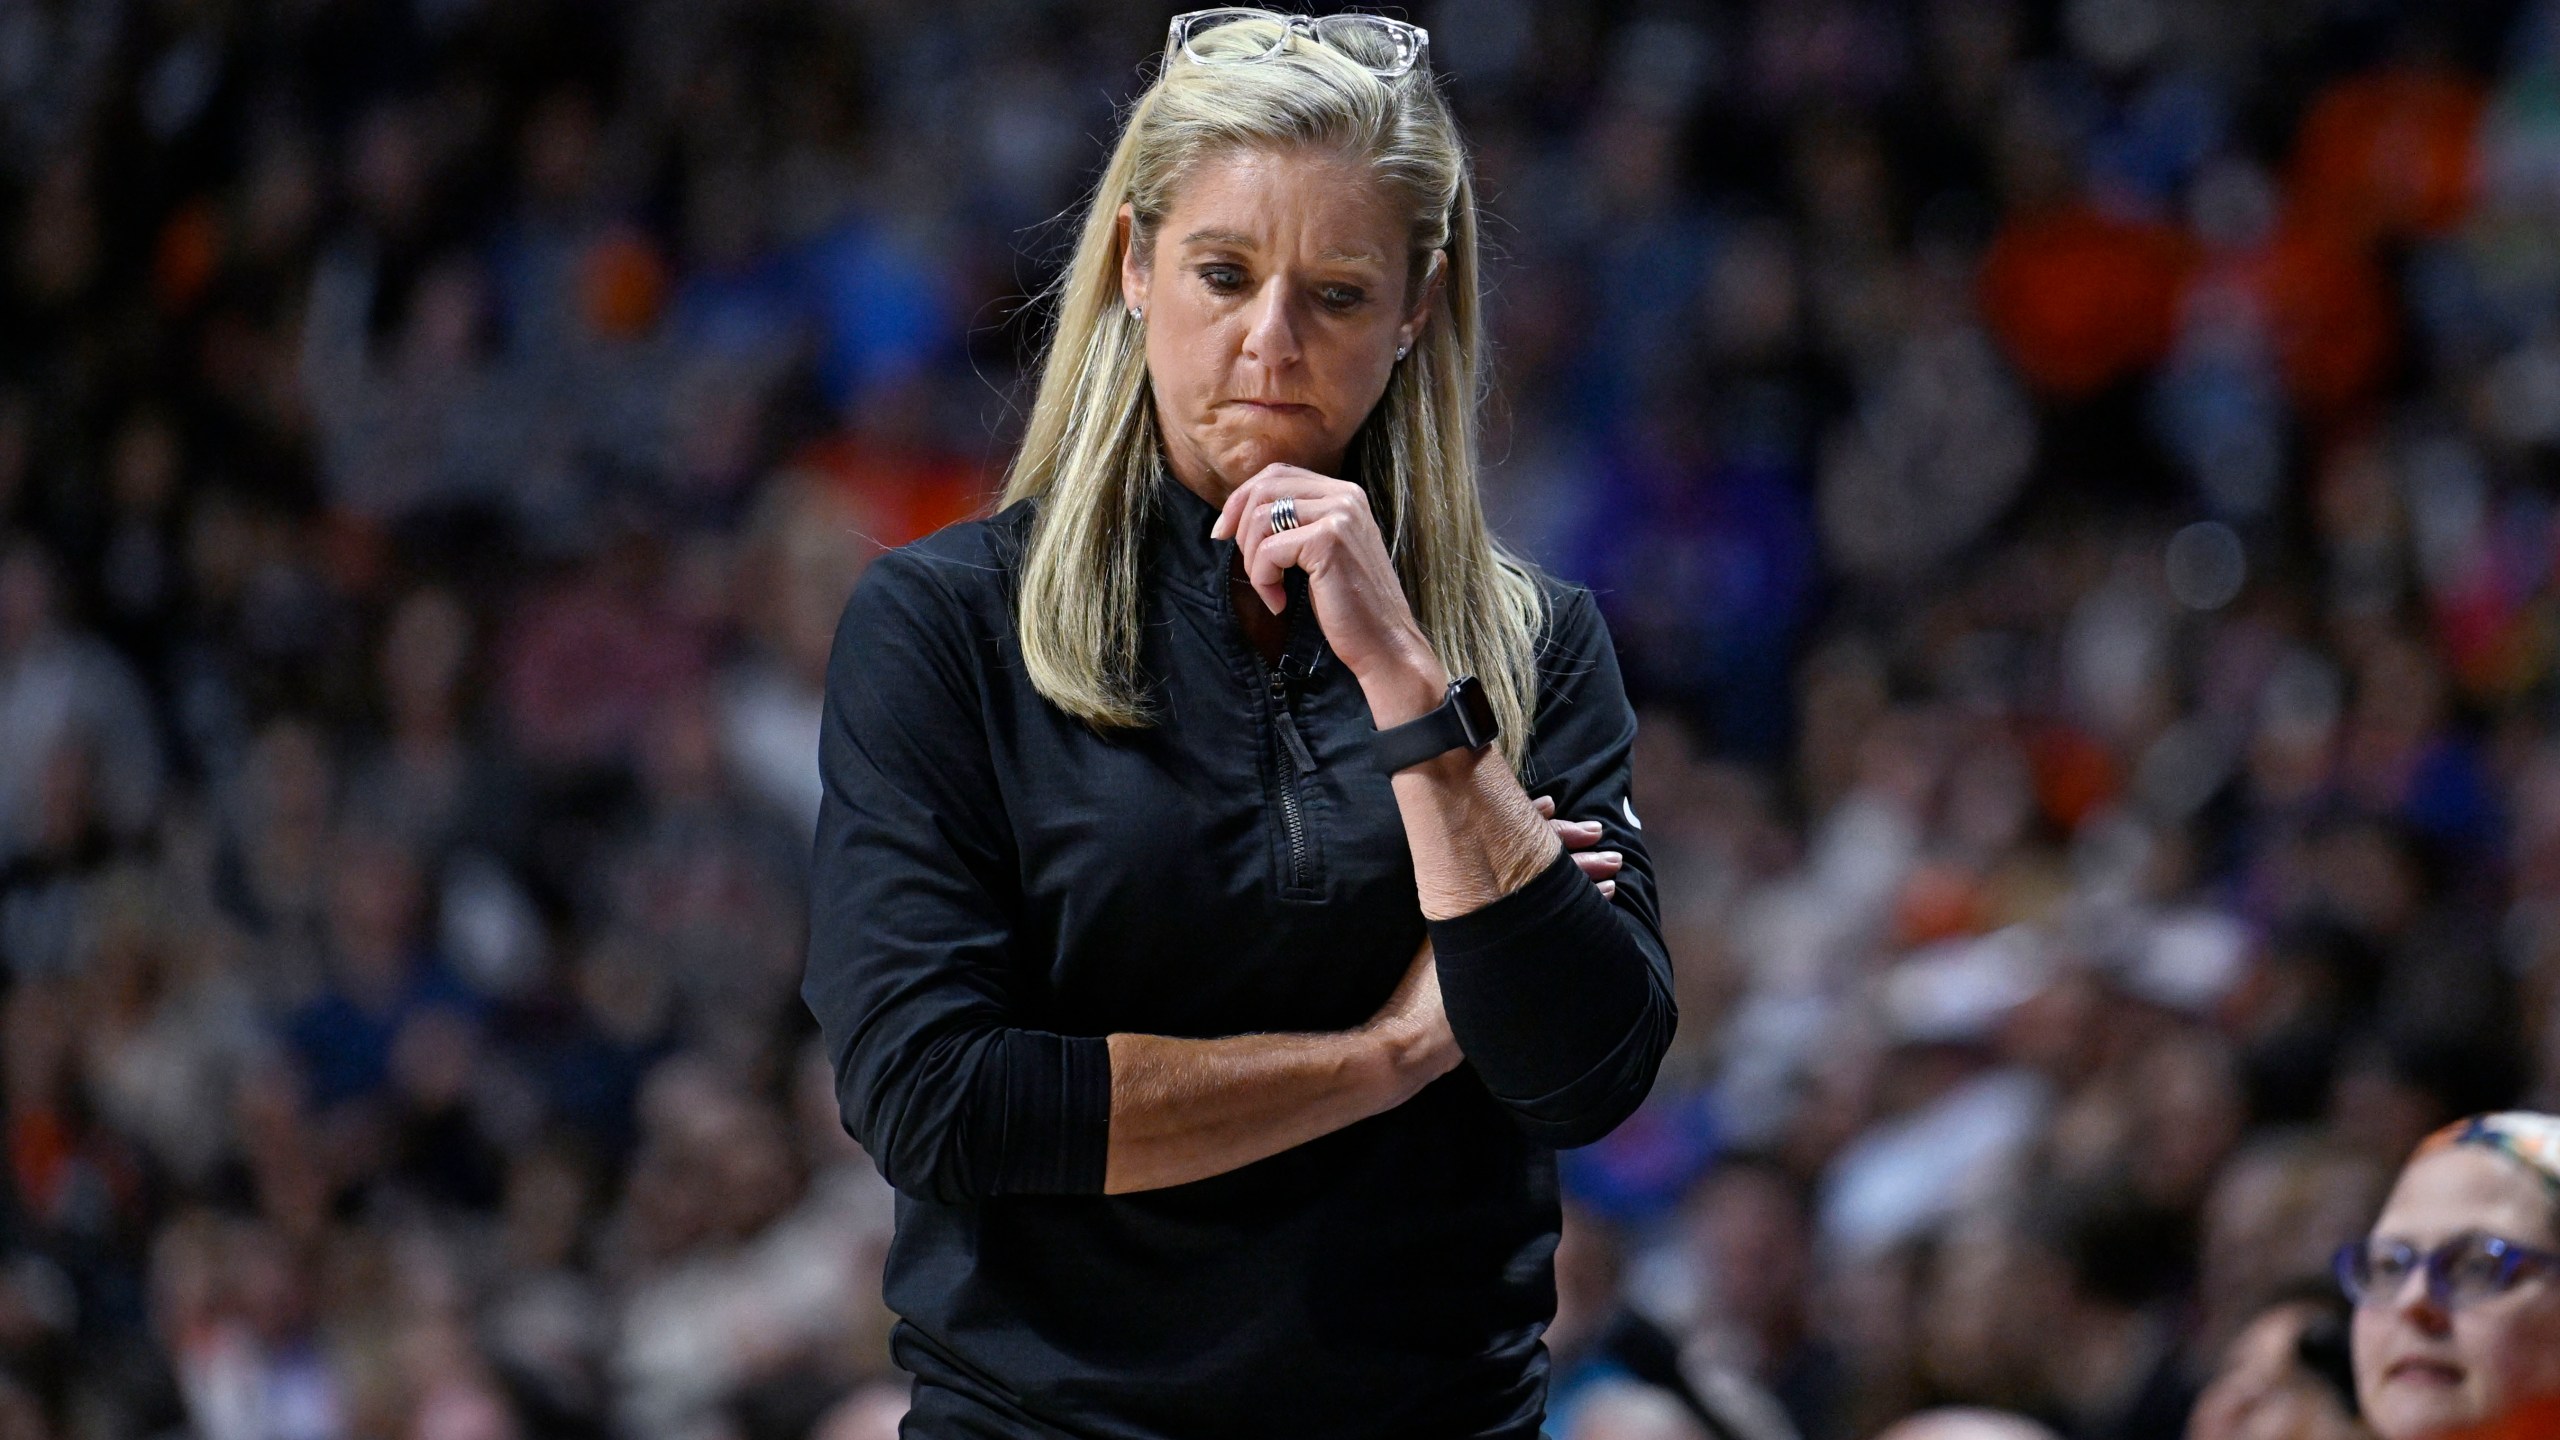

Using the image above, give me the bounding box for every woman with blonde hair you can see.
[799,10,1674,1437]
[2338,1112,2560,1440]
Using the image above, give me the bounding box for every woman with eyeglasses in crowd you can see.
[799,9,1673,1437]
[2332,1112,2560,1440]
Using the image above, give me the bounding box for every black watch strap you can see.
[1372,675,1500,773]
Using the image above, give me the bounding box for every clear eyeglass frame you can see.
[2334,1231,2560,1311]
[1164,8,1431,80]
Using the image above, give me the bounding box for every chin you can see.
[1218,416,1337,461]
[2365,1387,2479,1440]
[1216,440,1329,484]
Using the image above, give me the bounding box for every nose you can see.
[2388,1264,2453,1335]
[1239,277,1304,372]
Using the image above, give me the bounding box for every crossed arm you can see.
[1100,797,1620,1193]
[1092,472,1675,1192]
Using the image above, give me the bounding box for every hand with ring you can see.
[1209,464,1447,721]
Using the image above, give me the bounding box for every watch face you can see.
[1450,675,1498,748]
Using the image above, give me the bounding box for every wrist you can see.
[1360,1011,1455,1105]
[1357,635,1451,729]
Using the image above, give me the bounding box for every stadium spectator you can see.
[2341,1113,2560,1440]
[2186,1281,2367,1440]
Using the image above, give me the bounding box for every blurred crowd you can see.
[2,0,2557,1437]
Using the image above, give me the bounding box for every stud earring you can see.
[1130,305,1143,323]
[1395,343,1409,360]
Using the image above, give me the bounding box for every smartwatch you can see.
[1372,674,1500,773]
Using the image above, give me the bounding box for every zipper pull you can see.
[1275,709,1318,775]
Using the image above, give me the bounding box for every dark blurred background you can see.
[0,0,2553,1436]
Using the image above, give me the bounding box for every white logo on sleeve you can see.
[1621,797,1642,830]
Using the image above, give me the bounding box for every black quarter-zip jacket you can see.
[801,477,1674,1439]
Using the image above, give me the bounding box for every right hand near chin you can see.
[1364,939,1462,1097]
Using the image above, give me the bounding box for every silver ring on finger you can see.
[1269,495,1299,534]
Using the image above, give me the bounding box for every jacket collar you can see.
[1143,473,1330,680]
[1148,475,1238,608]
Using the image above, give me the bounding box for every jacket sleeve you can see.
[1425,584,1675,1149]
[800,548,1113,1203]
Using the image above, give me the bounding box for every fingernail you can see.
[1598,851,1621,864]
[1599,880,1616,896]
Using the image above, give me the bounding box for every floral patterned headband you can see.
[2419,1111,2560,1195]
